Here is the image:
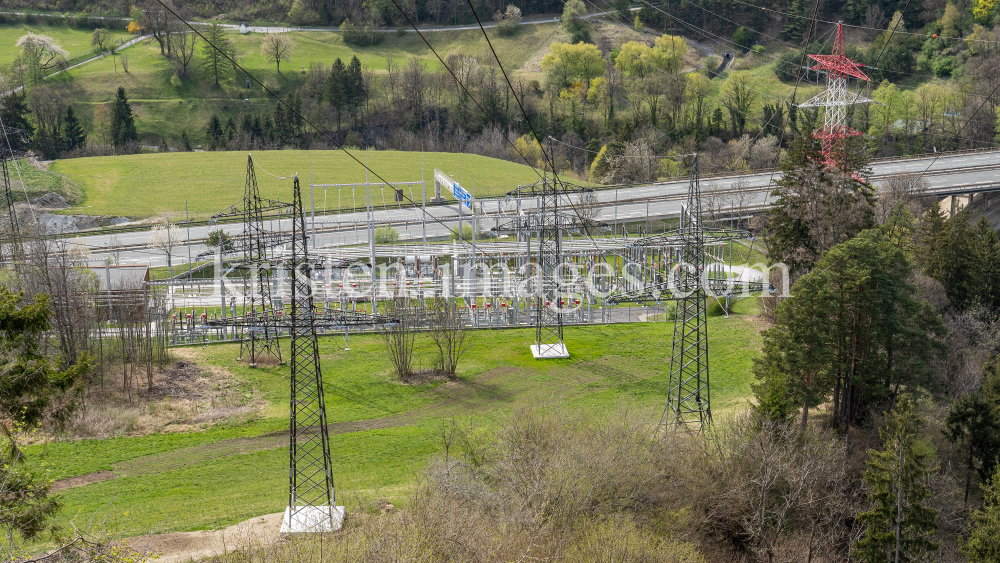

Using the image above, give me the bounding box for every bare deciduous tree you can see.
[382,300,417,381]
[171,31,198,78]
[148,222,182,278]
[703,412,864,563]
[876,171,928,224]
[261,34,293,73]
[429,297,470,379]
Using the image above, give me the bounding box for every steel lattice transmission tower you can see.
[0,125,28,266]
[799,22,872,169]
[211,154,291,366]
[533,142,567,359]
[665,155,712,432]
[281,175,342,533]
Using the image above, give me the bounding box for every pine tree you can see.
[224,116,236,141]
[937,212,980,310]
[181,129,191,151]
[782,0,806,42]
[751,272,835,428]
[945,394,1000,505]
[0,92,34,152]
[200,23,233,87]
[205,114,223,149]
[975,217,1000,308]
[965,467,1000,562]
[324,58,346,131]
[855,394,939,562]
[346,56,365,127]
[110,86,137,148]
[919,202,948,281]
[62,106,86,152]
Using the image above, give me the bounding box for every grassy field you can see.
[0,24,132,66]
[49,149,544,219]
[24,298,762,545]
[38,23,560,147]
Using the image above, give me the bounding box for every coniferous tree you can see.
[965,467,1000,562]
[855,394,939,562]
[942,212,980,310]
[288,91,303,144]
[324,58,346,131]
[346,56,365,127]
[200,23,233,87]
[110,86,137,147]
[62,106,85,152]
[0,93,33,152]
[224,116,236,141]
[205,114,223,149]
[753,227,944,430]
[781,0,806,42]
[945,394,1000,505]
[181,129,191,151]
[764,134,875,279]
[975,217,1000,309]
[919,203,948,282]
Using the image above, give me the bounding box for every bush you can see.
[343,130,362,149]
[341,21,384,46]
[374,226,400,244]
[933,55,956,77]
[733,26,753,53]
[494,4,522,36]
[451,225,474,241]
[701,55,720,78]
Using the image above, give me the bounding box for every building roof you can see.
[87,265,150,292]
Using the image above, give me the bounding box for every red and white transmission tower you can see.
[799,22,872,169]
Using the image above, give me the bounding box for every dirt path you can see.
[127,512,284,563]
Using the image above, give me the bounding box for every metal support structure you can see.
[798,22,873,170]
[533,137,567,358]
[237,154,282,366]
[283,175,341,533]
[0,125,28,266]
[664,155,711,432]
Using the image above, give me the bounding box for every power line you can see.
[152,0,503,258]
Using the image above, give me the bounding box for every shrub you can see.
[733,26,753,53]
[374,226,400,244]
[341,21,383,46]
[933,54,956,77]
[451,225,474,241]
[343,130,362,148]
[495,5,522,36]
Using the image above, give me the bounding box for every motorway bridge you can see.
[66,148,1000,269]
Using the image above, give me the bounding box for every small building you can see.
[88,264,150,293]
[240,22,251,34]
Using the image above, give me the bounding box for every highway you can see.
[71,149,1000,269]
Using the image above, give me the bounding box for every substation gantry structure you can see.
[607,155,768,433]
[491,138,608,359]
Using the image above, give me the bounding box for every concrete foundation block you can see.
[279,505,345,534]
[530,343,570,359]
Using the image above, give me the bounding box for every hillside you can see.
[46,149,547,218]
[23,302,762,546]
